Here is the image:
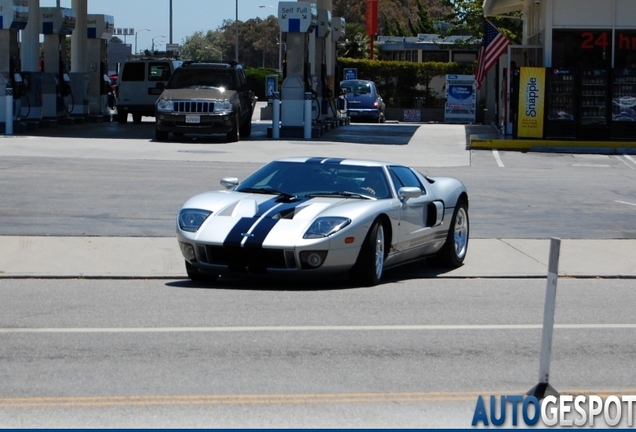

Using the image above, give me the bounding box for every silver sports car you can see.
[177,157,469,286]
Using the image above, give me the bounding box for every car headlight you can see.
[214,100,233,113]
[156,98,173,112]
[178,209,212,232]
[303,217,351,239]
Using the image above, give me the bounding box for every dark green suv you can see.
[154,62,257,142]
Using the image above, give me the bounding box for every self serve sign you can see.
[278,2,316,33]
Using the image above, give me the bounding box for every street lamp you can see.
[135,28,151,54]
[152,35,166,52]
[206,46,223,61]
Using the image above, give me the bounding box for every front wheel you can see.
[350,220,385,286]
[226,114,239,142]
[185,261,219,283]
[155,128,169,142]
[432,198,469,268]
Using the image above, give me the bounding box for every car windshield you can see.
[235,161,392,199]
[168,69,235,90]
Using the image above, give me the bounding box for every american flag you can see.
[475,20,511,90]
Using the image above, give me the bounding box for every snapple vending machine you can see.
[610,69,636,139]
[578,69,610,140]
[545,68,577,139]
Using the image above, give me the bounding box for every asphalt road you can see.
[1,120,636,428]
[1,122,636,238]
[1,277,636,428]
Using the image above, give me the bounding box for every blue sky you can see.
[41,0,278,51]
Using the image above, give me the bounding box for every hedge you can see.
[246,59,475,108]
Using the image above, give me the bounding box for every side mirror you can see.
[398,186,422,202]
[221,177,239,190]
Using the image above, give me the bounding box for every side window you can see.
[388,166,425,192]
[121,63,145,81]
[148,62,171,81]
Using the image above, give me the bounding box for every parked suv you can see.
[154,62,257,142]
[116,58,182,123]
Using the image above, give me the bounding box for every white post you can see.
[527,237,561,399]
[272,91,280,139]
[5,89,13,135]
[304,92,312,140]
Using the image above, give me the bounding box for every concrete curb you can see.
[1,236,635,279]
[470,134,636,153]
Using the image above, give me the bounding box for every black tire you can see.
[185,261,219,283]
[432,198,469,268]
[239,117,252,138]
[132,113,143,123]
[226,114,239,142]
[350,220,385,287]
[155,127,169,142]
[117,111,128,123]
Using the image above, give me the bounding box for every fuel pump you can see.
[86,14,114,118]
[277,2,317,136]
[40,7,76,121]
[314,8,331,121]
[0,0,28,131]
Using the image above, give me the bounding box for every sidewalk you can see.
[1,236,634,279]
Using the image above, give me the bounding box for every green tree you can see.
[181,30,226,61]
[440,0,522,43]
[338,23,371,59]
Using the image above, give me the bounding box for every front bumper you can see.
[177,235,359,278]
[156,112,235,134]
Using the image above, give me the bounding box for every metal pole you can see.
[5,88,13,135]
[527,237,561,399]
[235,0,239,62]
[304,92,312,139]
[272,91,280,139]
[169,0,173,44]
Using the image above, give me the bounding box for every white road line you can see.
[617,156,636,170]
[571,164,611,167]
[1,324,635,333]
[625,154,636,167]
[492,149,505,167]
[615,200,636,207]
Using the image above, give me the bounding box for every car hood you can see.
[159,88,237,100]
[180,190,381,246]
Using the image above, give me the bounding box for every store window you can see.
[552,30,612,69]
[422,51,449,63]
[614,31,636,68]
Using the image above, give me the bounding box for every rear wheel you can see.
[185,261,219,283]
[117,111,128,123]
[350,220,385,286]
[432,198,469,268]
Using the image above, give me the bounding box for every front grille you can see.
[173,101,214,113]
[199,245,290,272]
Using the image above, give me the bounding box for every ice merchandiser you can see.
[545,68,577,139]
[578,69,609,140]
[610,69,636,139]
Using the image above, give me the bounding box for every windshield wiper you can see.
[307,191,374,200]
[238,187,298,200]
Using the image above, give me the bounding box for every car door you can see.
[389,166,436,254]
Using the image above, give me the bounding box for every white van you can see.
[116,58,182,123]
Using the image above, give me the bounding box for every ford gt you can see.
[177,157,469,286]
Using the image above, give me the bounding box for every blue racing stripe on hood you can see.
[223,197,309,248]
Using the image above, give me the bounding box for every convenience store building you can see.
[482,0,636,143]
